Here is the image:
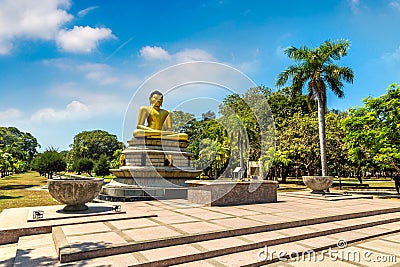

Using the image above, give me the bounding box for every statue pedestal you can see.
[185,180,278,206]
[100,138,201,200]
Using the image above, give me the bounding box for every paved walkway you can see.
[0,194,399,266]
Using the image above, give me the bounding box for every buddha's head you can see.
[149,90,163,108]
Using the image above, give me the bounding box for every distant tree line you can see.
[0,127,40,177]
[0,127,123,179]
[172,83,400,183]
[3,83,400,183]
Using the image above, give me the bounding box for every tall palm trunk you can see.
[317,92,328,176]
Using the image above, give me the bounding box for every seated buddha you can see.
[133,90,188,141]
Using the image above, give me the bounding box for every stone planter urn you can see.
[302,176,334,194]
[48,178,104,211]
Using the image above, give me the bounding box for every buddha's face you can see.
[150,93,163,108]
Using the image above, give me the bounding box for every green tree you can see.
[202,110,216,120]
[220,86,272,162]
[31,150,66,178]
[276,39,354,176]
[188,118,231,177]
[0,127,40,175]
[275,112,320,181]
[110,149,123,169]
[171,110,196,133]
[267,88,316,128]
[325,112,350,177]
[68,130,122,161]
[343,84,400,175]
[0,150,12,178]
[0,127,40,163]
[94,155,110,177]
[73,158,94,176]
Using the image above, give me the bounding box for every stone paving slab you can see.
[14,221,400,267]
[282,191,373,201]
[176,222,400,267]
[0,243,17,267]
[270,232,400,267]
[52,203,400,264]
[2,195,400,266]
[13,234,60,267]
[26,205,126,222]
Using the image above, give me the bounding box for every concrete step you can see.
[0,243,17,267]
[12,234,59,267]
[12,219,400,266]
[171,221,400,267]
[53,210,400,264]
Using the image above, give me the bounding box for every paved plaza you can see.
[0,194,399,266]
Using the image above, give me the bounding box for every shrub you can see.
[94,155,110,177]
[73,158,94,176]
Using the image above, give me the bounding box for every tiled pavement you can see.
[0,194,399,266]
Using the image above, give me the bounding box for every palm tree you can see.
[275,39,354,176]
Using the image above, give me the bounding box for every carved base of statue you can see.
[100,137,201,200]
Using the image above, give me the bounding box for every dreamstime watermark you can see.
[257,239,398,264]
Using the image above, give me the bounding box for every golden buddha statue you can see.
[133,91,188,141]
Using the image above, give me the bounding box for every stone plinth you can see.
[101,137,201,200]
[48,178,103,211]
[186,180,278,206]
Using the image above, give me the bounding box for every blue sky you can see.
[0,0,400,150]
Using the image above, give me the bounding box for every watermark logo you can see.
[257,239,398,264]
[336,239,347,249]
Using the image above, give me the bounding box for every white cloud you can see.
[78,63,109,71]
[78,63,120,85]
[0,108,23,121]
[31,100,90,122]
[0,0,73,54]
[140,46,171,61]
[348,0,371,14]
[140,46,215,63]
[390,1,400,11]
[78,62,141,87]
[86,71,120,85]
[382,46,400,62]
[0,39,12,55]
[77,6,99,17]
[174,48,215,62]
[50,83,128,115]
[275,45,290,60]
[56,26,115,53]
[349,0,360,13]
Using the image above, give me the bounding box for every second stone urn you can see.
[302,176,334,194]
[48,177,104,211]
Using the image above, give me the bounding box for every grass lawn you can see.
[0,171,59,213]
[364,181,395,187]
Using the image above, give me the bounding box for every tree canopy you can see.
[68,130,123,161]
[343,83,400,173]
[0,127,40,177]
[171,110,196,133]
[275,39,354,176]
[31,149,66,179]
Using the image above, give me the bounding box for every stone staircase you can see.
[4,204,400,266]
